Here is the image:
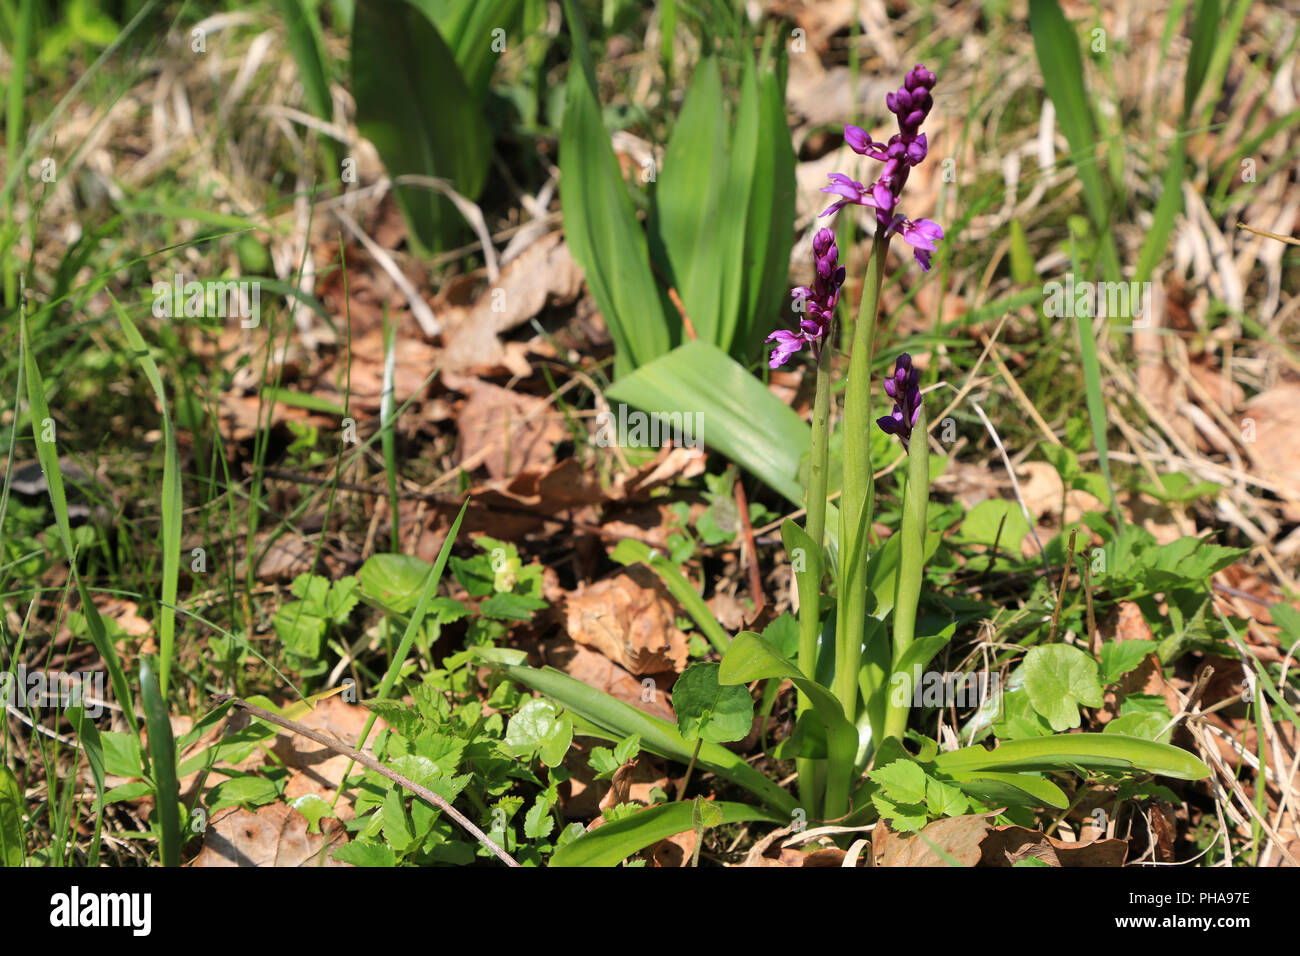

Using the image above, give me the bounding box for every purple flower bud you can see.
[876,353,923,449]
[844,125,875,154]
[769,231,846,368]
[820,64,943,270]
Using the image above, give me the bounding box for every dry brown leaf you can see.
[339,328,440,413]
[188,803,351,867]
[545,637,676,722]
[1187,360,1245,411]
[449,374,567,481]
[269,696,390,820]
[648,828,697,867]
[1017,461,1104,524]
[562,566,690,675]
[1243,385,1300,521]
[979,824,1128,867]
[873,814,993,867]
[437,232,583,373]
[96,598,152,638]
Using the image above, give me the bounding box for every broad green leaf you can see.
[290,794,336,834]
[418,0,524,101]
[934,733,1211,780]
[1105,712,1171,743]
[479,591,548,621]
[719,631,856,813]
[990,688,1055,739]
[549,801,782,867]
[277,0,334,128]
[207,775,281,811]
[273,605,327,657]
[360,699,424,740]
[524,795,555,840]
[652,56,729,345]
[944,770,1068,809]
[956,498,1029,553]
[382,786,414,851]
[882,625,956,711]
[607,340,809,505]
[673,662,753,743]
[869,759,927,805]
[504,698,567,760]
[558,0,671,375]
[1136,473,1222,505]
[1022,644,1104,731]
[100,731,145,778]
[352,0,490,253]
[357,553,436,615]
[925,777,972,818]
[539,712,573,768]
[737,52,796,359]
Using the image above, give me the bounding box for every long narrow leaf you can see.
[20,317,138,736]
[140,659,180,867]
[114,301,182,697]
[559,0,672,375]
[1028,0,1120,278]
[934,733,1211,780]
[352,0,490,253]
[550,800,781,867]
[652,56,729,345]
[489,662,798,815]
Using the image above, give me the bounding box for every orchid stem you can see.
[882,404,929,743]
[827,232,887,820]
[795,334,833,814]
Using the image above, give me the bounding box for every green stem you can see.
[882,404,929,743]
[827,232,888,820]
[795,338,833,814]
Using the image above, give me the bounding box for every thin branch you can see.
[211,694,519,867]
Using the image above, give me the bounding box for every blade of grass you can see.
[20,309,137,736]
[113,298,182,697]
[2,0,33,309]
[1028,0,1121,279]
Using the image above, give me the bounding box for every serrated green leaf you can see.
[332,840,396,867]
[1098,639,1157,683]
[869,759,927,805]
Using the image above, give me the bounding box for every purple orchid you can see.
[819,63,944,271]
[767,227,845,369]
[876,352,922,450]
